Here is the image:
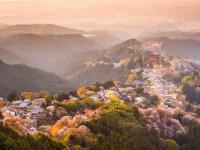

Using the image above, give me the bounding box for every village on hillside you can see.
[1,51,200,142]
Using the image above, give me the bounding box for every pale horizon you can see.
[0,0,200,32]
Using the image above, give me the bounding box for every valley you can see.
[1,24,200,150]
[1,1,200,150]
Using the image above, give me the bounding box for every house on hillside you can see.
[148,54,160,66]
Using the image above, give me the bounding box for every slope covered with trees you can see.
[0,60,74,97]
[65,39,152,87]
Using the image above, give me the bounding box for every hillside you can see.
[65,39,150,87]
[143,37,200,59]
[1,51,200,150]
[1,38,200,150]
[0,60,74,97]
[0,48,27,64]
[145,31,200,41]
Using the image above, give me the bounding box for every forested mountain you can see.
[1,37,200,150]
[65,39,150,87]
[145,31,200,41]
[143,37,200,58]
[0,60,74,97]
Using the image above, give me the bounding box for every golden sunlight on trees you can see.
[77,87,89,98]
[39,91,49,98]
[108,93,120,102]
[21,92,33,100]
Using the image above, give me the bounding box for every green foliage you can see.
[164,72,182,83]
[174,123,200,150]
[165,139,180,150]
[103,80,115,89]
[53,98,103,114]
[7,91,19,102]
[0,112,3,120]
[0,123,65,150]
[54,100,83,113]
[195,108,200,117]
[135,85,144,95]
[74,145,82,150]
[57,91,77,101]
[127,73,138,82]
[181,75,192,83]
[69,134,97,149]
[94,81,115,91]
[21,92,34,100]
[181,73,200,103]
[145,95,160,107]
[82,97,102,110]
[84,101,162,150]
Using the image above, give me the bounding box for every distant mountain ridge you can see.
[86,30,122,48]
[0,24,85,37]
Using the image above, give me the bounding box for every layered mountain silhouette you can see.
[0,24,85,37]
[0,33,102,73]
[0,24,121,74]
[2,24,200,94]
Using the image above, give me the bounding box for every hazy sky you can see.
[0,0,200,30]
